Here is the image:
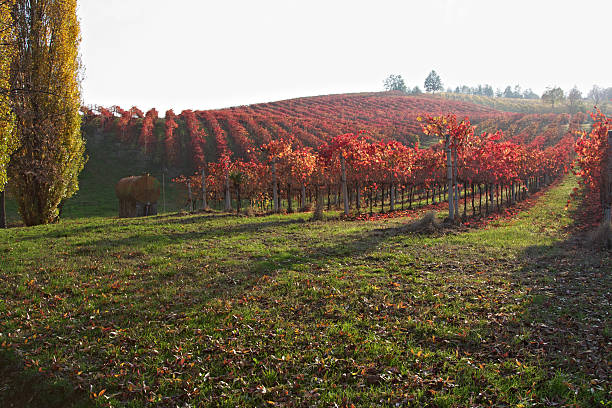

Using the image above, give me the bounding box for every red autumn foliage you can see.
[572,109,610,219]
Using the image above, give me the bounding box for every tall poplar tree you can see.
[0,0,17,228]
[9,0,86,226]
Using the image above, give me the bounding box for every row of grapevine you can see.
[81,93,511,172]
[172,114,574,220]
[79,93,583,221]
[572,110,611,222]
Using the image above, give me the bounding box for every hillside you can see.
[84,92,505,170]
[438,92,612,115]
[5,92,583,224]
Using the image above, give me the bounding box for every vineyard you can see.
[2,93,610,407]
[79,92,589,223]
[4,0,612,405]
[82,92,504,162]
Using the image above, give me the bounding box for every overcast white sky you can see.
[78,0,611,114]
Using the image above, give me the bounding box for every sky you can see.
[78,0,611,114]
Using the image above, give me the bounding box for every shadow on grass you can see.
[0,349,92,408]
[66,217,309,254]
[4,191,611,406]
[13,213,307,243]
[512,236,611,386]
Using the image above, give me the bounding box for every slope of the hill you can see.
[438,92,612,115]
[88,92,507,173]
[221,91,500,140]
[197,91,504,149]
[6,92,577,224]
[8,92,505,224]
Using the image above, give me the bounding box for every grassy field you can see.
[437,93,612,116]
[3,130,184,226]
[1,176,610,407]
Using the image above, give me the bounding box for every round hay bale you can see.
[115,174,161,203]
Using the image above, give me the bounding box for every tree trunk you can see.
[271,160,278,213]
[327,185,331,210]
[340,154,349,216]
[356,183,361,213]
[409,187,413,209]
[224,174,232,211]
[390,183,395,211]
[471,184,475,215]
[237,185,241,213]
[496,184,500,211]
[463,183,467,217]
[0,189,6,228]
[201,166,208,210]
[313,185,324,221]
[187,181,193,211]
[287,183,293,213]
[301,184,306,211]
[453,148,459,219]
[446,135,454,222]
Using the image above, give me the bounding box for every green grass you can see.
[1,176,610,407]
[3,130,184,225]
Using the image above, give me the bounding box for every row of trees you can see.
[172,114,574,222]
[383,70,443,94]
[386,72,610,115]
[541,86,612,113]
[384,74,540,100]
[450,84,538,99]
[446,84,611,107]
[0,0,85,227]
